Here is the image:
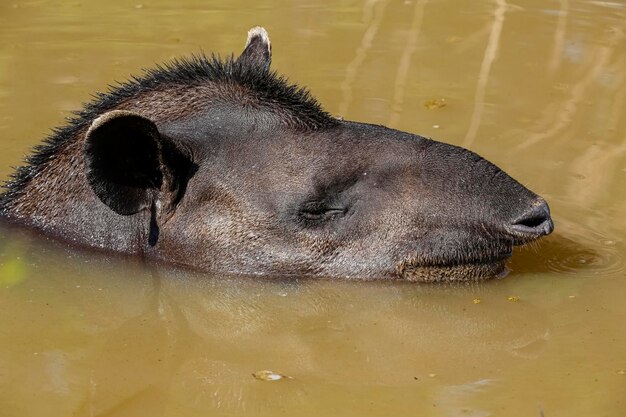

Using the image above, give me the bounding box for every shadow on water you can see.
[509,232,624,278]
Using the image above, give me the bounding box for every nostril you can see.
[516,212,546,229]
[510,200,554,236]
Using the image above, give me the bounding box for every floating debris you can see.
[507,296,520,302]
[473,298,482,304]
[617,369,625,375]
[252,370,292,381]
[424,98,447,110]
[428,373,437,378]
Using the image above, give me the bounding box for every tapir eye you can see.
[298,201,346,224]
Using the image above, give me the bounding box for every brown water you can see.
[1,1,625,416]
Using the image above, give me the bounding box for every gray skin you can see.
[0,27,553,282]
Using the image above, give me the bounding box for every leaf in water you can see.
[472,298,481,304]
[507,296,520,302]
[0,258,27,288]
[424,98,447,110]
[252,370,292,381]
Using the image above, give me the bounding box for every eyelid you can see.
[301,201,337,211]
[298,201,346,222]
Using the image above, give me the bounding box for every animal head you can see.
[2,27,553,282]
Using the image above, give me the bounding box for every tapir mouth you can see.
[396,250,512,283]
[394,212,553,283]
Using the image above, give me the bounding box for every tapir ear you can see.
[84,110,192,221]
[236,26,271,71]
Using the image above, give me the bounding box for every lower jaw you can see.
[399,259,509,283]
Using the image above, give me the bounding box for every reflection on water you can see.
[0,0,625,416]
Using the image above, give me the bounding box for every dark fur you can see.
[0,54,335,210]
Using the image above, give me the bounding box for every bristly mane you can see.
[0,53,338,209]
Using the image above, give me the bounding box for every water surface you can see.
[0,1,625,416]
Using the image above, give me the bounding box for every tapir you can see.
[0,27,553,282]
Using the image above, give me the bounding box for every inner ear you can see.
[84,111,184,217]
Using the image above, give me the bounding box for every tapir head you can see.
[81,27,552,282]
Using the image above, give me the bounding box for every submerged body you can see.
[0,27,552,282]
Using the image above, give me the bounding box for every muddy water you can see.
[0,0,625,416]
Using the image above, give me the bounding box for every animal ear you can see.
[84,110,192,223]
[237,26,271,71]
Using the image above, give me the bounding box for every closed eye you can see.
[299,201,346,223]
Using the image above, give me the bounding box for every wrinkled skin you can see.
[0,27,553,282]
